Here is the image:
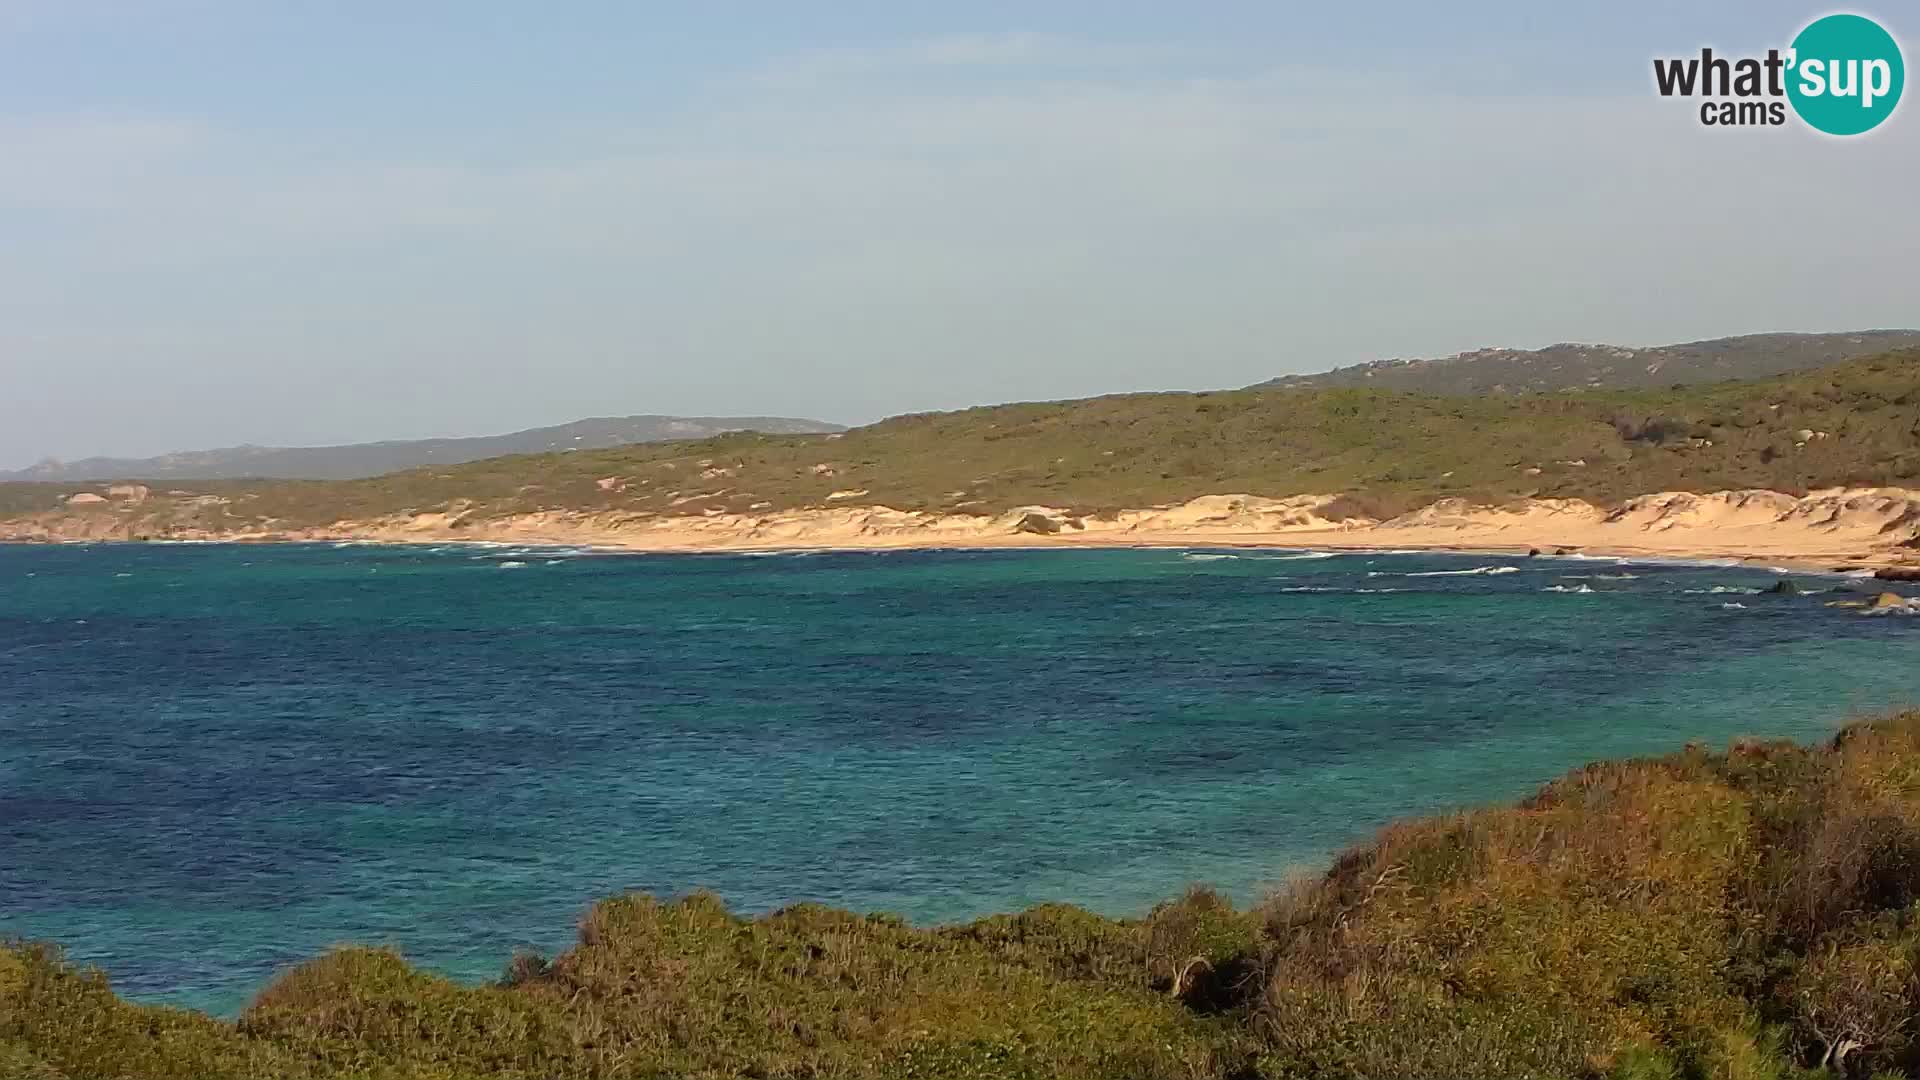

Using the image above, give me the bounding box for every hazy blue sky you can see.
[2,1,1913,468]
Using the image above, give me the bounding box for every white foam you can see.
[1381,565,1522,578]
[1542,583,1594,594]
[1683,585,1761,595]
[1627,555,1746,569]
[497,561,528,569]
[1181,552,1238,562]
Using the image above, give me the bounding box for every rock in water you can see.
[1763,580,1802,596]
[1871,592,1911,610]
[1875,567,1920,582]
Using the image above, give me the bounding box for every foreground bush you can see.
[1,893,1256,1080]
[13,713,1920,1078]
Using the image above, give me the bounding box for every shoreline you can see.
[5,486,1920,576]
[8,532,1885,582]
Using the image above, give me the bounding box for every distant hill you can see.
[1250,330,1920,395]
[1,415,845,482]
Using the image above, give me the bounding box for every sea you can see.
[2,540,1916,1015]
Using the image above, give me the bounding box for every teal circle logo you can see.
[1787,14,1904,135]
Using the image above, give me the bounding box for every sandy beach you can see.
[10,487,1920,575]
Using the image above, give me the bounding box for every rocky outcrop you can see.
[1864,592,1920,615]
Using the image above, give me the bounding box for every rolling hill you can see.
[0,415,845,483]
[1251,330,1920,395]
[6,347,1920,534]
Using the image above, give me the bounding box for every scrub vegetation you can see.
[1248,330,1920,395]
[15,712,1920,1078]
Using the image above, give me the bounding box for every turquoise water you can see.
[2,541,1916,1015]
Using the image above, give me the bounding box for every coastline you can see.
[7,487,1919,575]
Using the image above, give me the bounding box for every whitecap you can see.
[1542,583,1594,594]
[1181,552,1238,562]
[1395,565,1521,578]
[497,561,528,569]
[1279,585,1403,594]
[1721,602,1748,610]
[1683,585,1761,595]
[1621,555,1746,569]
[1245,551,1339,561]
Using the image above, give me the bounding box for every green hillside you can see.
[8,348,1920,531]
[15,713,1920,1078]
[1251,330,1920,395]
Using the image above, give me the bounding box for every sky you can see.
[1,1,1915,468]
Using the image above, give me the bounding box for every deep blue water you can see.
[2,541,1917,1015]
